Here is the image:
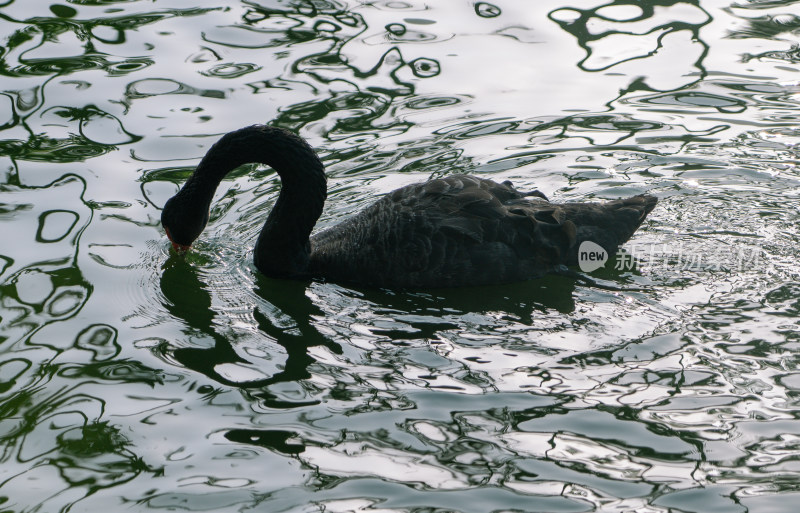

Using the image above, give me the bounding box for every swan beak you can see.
[164,226,191,255]
[171,241,191,255]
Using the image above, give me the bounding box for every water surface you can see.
[1,0,800,511]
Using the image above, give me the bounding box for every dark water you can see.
[1,0,800,511]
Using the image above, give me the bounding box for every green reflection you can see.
[0,133,113,162]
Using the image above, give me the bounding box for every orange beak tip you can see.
[164,226,191,255]
[171,241,191,255]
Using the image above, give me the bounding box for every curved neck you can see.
[184,125,327,278]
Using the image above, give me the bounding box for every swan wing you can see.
[311,175,576,287]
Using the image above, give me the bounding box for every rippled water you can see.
[1,0,799,511]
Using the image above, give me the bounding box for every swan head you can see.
[161,194,209,254]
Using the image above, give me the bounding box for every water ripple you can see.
[1,0,800,511]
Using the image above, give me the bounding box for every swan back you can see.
[309,175,655,288]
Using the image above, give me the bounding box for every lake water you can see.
[1,0,799,511]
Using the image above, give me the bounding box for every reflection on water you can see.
[550,0,711,91]
[1,0,800,511]
[161,258,341,402]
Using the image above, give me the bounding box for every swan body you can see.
[161,125,657,288]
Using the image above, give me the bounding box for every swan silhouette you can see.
[161,125,657,288]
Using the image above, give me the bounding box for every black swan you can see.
[161,125,657,288]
